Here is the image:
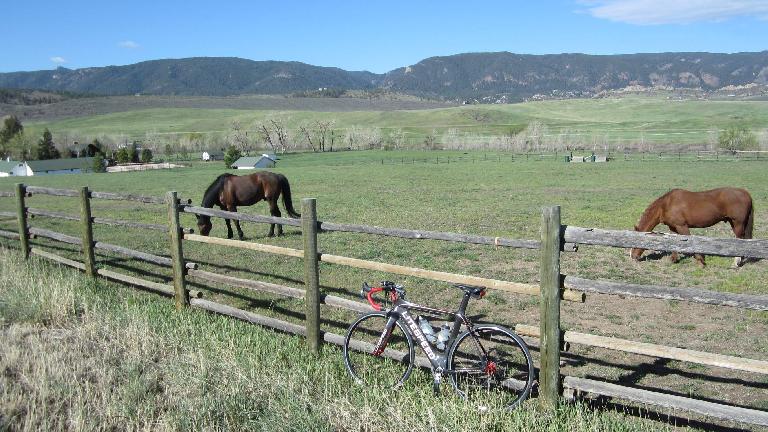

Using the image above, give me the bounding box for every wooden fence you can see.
[0,183,767,427]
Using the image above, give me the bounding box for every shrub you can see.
[224,145,242,168]
[92,154,107,173]
[115,147,131,164]
[718,125,757,152]
[140,148,153,163]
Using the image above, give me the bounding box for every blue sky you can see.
[2,0,767,73]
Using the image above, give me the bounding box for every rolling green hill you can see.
[21,96,768,148]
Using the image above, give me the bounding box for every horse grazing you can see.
[197,172,300,239]
[630,187,754,267]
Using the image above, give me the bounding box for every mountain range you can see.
[1,51,768,102]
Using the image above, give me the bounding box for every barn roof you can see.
[0,160,22,173]
[27,157,95,172]
[231,155,276,167]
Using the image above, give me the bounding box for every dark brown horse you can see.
[630,187,754,267]
[197,172,300,239]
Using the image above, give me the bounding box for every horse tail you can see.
[278,174,301,218]
[745,199,754,239]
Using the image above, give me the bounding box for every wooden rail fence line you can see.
[182,232,585,302]
[3,183,768,427]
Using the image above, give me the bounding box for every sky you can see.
[2,0,767,74]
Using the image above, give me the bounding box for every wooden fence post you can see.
[14,183,29,259]
[539,206,562,407]
[79,187,96,277]
[166,191,189,309]
[302,198,321,353]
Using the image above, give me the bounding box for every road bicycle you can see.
[342,281,535,410]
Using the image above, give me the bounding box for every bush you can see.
[140,148,153,163]
[718,125,757,152]
[92,154,107,173]
[115,147,131,164]
[224,145,242,168]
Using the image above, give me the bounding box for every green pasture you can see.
[1,150,767,419]
[23,96,768,146]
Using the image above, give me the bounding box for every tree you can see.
[224,145,242,168]
[116,147,131,164]
[140,148,153,163]
[92,154,107,173]
[36,129,60,160]
[0,115,24,158]
[718,125,757,152]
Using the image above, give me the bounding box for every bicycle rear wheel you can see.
[447,325,534,410]
[343,312,415,388]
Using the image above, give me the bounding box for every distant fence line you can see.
[1,184,767,427]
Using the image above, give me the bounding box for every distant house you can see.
[0,160,33,177]
[231,154,277,169]
[202,150,225,161]
[26,157,96,175]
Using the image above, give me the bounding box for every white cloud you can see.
[118,40,140,49]
[50,56,66,64]
[581,0,768,25]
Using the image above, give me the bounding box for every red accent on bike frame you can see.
[484,361,498,375]
[366,287,384,311]
[372,325,394,356]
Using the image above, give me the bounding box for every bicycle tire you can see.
[447,325,534,410]
[343,312,415,388]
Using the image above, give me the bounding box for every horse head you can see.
[629,224,645,261]
[196,214,212,236]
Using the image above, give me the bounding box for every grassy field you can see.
[0,251,680,431]
[17,95,768,148]
[1,150,767,428]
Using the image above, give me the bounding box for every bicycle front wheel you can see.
[447,325,534,410]
[343,312,415,389]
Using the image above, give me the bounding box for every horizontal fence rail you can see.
[27,207,192,233]
[29,226,197,270]
[29,248,203,299]
[563,376,768,427]
[183,232,585,302]
[564,226,768,259]
[23,186,192,205]
[564,276,768,311]
[183,205,300,227]
[182,205,578,252]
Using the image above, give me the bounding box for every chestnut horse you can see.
[196,172,300,239]
[630,187,754,267]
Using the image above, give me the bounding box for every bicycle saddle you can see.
[453,284,486,298]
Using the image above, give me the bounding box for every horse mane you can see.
[637,190,676,230]
[201,173,234,208]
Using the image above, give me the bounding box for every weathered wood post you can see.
[166,191,189,309]
[302,198,321,353]
[14,183,29,259]
[539,206,562,407]
[79,187,97,277]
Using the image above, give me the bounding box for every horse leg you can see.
[268,199,283,236]
[729,220,747,267]
[675,225,705,267]
[220,205,234,239]
[666,225,681,263]
[226,205,245,240]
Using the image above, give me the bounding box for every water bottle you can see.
[436,324,451,350]
[417,316,437,344]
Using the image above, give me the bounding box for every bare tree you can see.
[228,121,250,153]
[299,123,318,152]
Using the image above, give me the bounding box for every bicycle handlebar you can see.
[361,281,404,310]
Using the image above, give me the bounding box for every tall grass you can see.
[0,249,678,431]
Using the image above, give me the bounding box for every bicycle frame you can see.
[374,292,488,376]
